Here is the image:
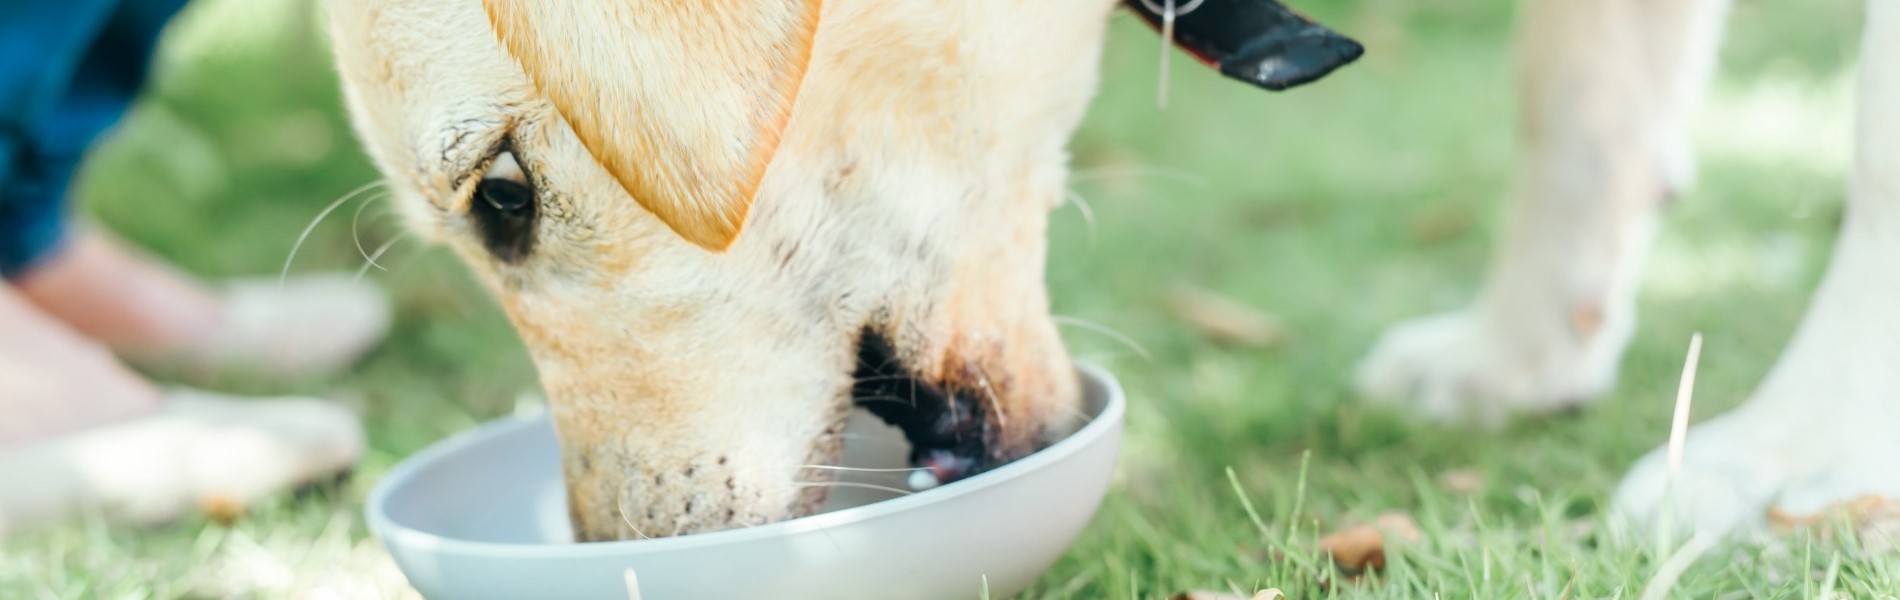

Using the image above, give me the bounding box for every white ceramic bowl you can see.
[367,364,1124,599]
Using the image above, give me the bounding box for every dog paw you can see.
[1608,415,1784,538]
[1611,404,1900,539]
[1355,309,1621,425]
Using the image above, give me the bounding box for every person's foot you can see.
[0,388,365,534]
[2,244,370,534]
[15,229,391,381]
[143,274,392,381]
[0,283,161,447]
[13,228,224,353]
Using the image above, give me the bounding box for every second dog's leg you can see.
[1613,0,1900,536]
[1356,0,1730,424]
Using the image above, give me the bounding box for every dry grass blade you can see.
[1640,332,1712,600]
[1167,284,1284,348]
[1638,531,1719,600]
[1667,332,1704,480]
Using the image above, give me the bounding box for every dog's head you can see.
[329,0,1115,540]
[329,0,1359,542]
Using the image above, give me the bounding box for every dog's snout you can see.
[850,328,992,484]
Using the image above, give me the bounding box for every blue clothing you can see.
[0,0,189,278]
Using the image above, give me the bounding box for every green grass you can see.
[2,0,1889,597]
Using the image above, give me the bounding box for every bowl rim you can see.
[365,362,1125,558]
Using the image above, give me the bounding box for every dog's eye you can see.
[472,151,537,263]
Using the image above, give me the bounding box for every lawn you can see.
[1,0,1885,597]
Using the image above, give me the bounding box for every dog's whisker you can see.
[851,395,918,408]
[350,191,393,272]
[385,242,438,279]
[835,433,910,447]
[1063,189,1099,248]
[793,481,916,496]
[975,365,1007,429]
[797,465,929,473]
[282,180,387,288]
[1074,350,1146,364]
[1057,397,1096,427]
[354,232,411,283]
[850,374,918,384]
[614,486,656,541]
[1053,315,1153,362]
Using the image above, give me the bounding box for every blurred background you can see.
[0,0,1870,596]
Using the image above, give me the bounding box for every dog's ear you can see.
[484,0,822,251]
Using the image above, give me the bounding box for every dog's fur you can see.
[330,0,1900,541]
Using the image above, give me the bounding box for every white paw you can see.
[1355,309,1623,425]
[1608,415,1786,538]
[1611,404,1900,539]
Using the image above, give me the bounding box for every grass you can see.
[0,0,1888,597]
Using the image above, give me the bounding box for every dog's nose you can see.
[850,329,992,485]
[1126,0,1365,92]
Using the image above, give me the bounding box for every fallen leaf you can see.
[1437,467,1484,495]
[1768,494,1891,529]
[1768,495,1900,552]
[1239,203,1310,229]
[200,495,245,526]
[1318,512,1422,574]
[1167,285,1284,348]
[1407,206,1473,244]
[1374,513,1424,542]
[1170,590,1284,600]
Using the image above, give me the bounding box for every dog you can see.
[328,0,1900,543]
